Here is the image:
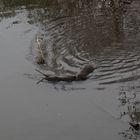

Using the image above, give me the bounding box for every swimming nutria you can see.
[36,64,96,83]
[76,64,96,80]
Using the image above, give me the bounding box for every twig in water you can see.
[36,77,45,84]
[35,69,49,77]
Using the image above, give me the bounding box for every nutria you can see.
[36,64,96,83]
[76,64,96,80]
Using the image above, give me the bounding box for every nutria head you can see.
[76,64,96,80]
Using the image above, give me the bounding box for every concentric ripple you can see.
[29,0,140,85]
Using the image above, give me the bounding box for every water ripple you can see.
[29,0,140,86]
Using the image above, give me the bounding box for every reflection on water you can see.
[0,0,140,140]
[118,81,140,140]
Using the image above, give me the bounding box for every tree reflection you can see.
[0,0,134,68]
[0,0,133,37]
[0,0,134,73]
[0,1,134,64]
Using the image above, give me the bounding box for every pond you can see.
[0,0,140,140]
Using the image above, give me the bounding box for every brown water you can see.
[0,0,140,140]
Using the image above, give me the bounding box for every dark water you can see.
[0,0,140,140]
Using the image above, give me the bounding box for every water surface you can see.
[0,0,140,140]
